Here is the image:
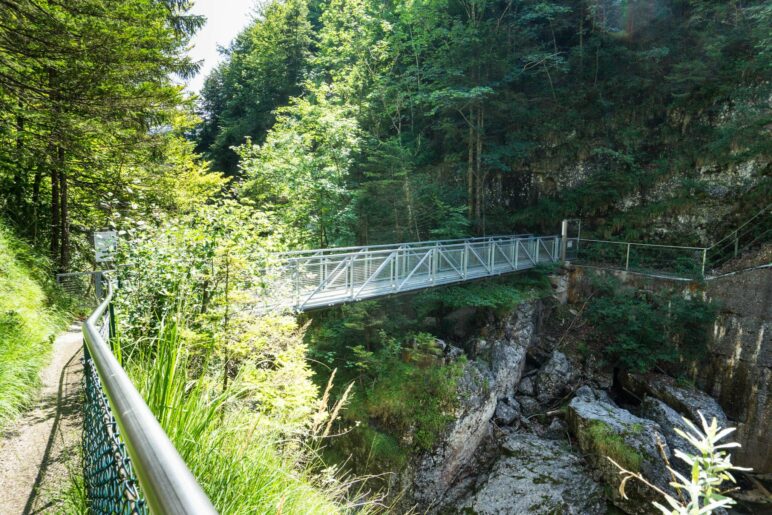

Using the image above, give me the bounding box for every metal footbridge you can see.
[261,234,561,311]
[54,205,769,513]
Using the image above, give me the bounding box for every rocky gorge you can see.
[396,264,771,514]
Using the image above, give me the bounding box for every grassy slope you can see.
[0,223,70,428]
[124,323,350,514]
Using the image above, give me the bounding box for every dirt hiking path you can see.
[0,324,84,514]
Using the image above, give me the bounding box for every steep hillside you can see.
[0,223,71,428]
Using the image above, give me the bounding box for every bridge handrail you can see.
[707,203,770,250]
[571,238,707,251]
[277,234,536,258]
[83,277,217,514]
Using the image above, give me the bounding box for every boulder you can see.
[516,395,541,418]
[489,338,527,400]
[407,363,497,507]
[494,400,520,426]
[406,313,530,508]
[641,396,694,477]
[458,433,606,514]
[567,397,673,514]
[517,375,535,396]
[544,418,568,440]
[535,350,574,403]
[574,385,617,406]
[622,373,729,430]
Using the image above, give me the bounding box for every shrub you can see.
[584,273,716,373]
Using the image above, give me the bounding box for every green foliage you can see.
[613,413,751,515]
[114,217,383,511]
[195,0,770,244]
[237,88,361,247]
[588,421,643,473]
[121,319,354,514]
[584,273,717,373]
[198,0,313,174]
[363,356,465,451]
[0,223,70,428]
[0,0,218,270]
[304,296,472,480]
[414,271,552,316]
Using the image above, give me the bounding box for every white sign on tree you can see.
[94,230,118,263]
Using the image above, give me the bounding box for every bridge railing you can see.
[260,235,560,311]
[80,274,217,514]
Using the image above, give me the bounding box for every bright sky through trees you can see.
[186,0,256,93]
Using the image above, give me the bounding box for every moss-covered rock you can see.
[567,397,672,515]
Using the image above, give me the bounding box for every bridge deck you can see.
[262,235,560,311]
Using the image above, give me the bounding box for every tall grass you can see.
[0,223,70,429]
[122,319,368,514]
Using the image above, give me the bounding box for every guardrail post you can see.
[463,243,468,278]
[431,245,437,282]
[625,243,631,271]
[701,248,707,278]
[560,220,568,261]
[734,230,739,257]
[515,239,519,269]
[95,271,103,300]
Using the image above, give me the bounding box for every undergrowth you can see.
[118,317,371,514]
[584,272,717,373]
[306,271,550,483]
[0,223,72,429]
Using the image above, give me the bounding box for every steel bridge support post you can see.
[560,220,568,262]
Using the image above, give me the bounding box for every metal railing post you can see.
[625,243,631,271]
[702,248,707,278]
[560,220,568,261]
[463,243,468,278]
[515,239,519,269]
[734,230,739,257]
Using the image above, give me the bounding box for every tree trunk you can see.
[467,105,475,222]
[59,147,69,272]
[50,162,59,263]
[475,106,484,232]
[32,168,42,244]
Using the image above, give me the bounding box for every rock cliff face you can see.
[458,432,606,515]
[399,265,768,513]
[700,267,772,472]
[401,302,535,509]
[567,264,772,473]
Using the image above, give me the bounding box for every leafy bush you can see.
[413,270,552,317]
[611,412,750,515]
[112,208,379,512]
[122,320,358,514]
[585,274,717,373]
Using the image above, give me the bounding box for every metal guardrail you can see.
[564,237,707,279]
[705,203,771,272]
[561,203,772,279]
[81,275,217,514]
[260,235,561,311]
